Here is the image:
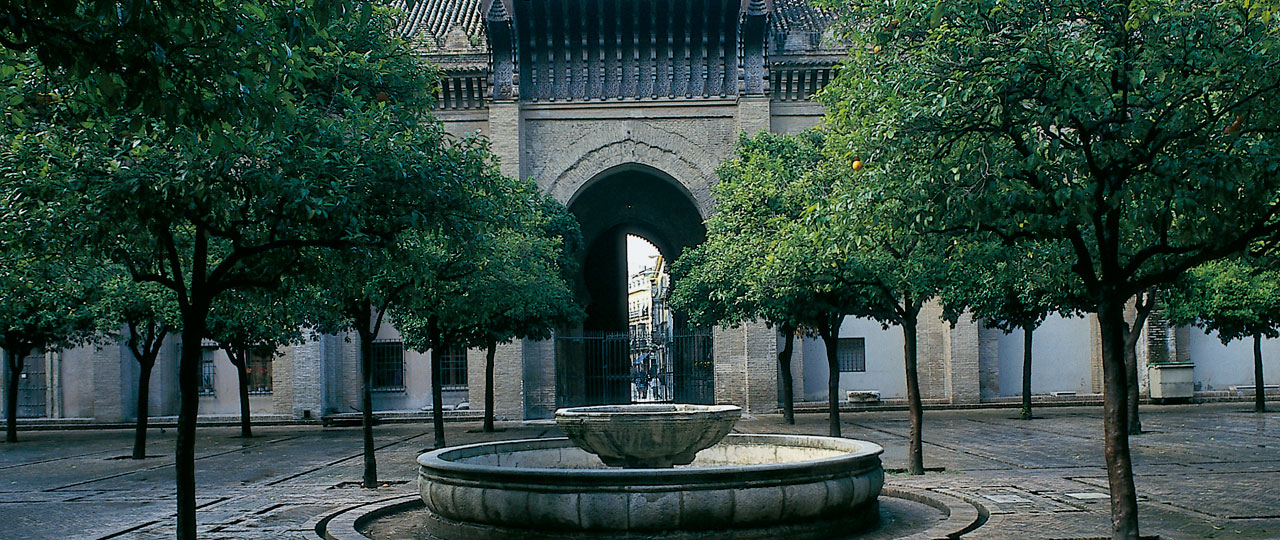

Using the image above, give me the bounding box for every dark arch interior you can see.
[568,167,706,332]
[560,167,713,406]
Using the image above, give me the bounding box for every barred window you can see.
[199,347,217,395]
[247,351,273,395]
[440,344,467,391]
[837,338,866,373]
[372,341,405,391]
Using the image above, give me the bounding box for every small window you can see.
[247,351,273,395]
[837,338,866,373]
[439,344,467,391]
[199,347,217,395]
[372,341,405,391]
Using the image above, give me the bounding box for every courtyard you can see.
[0,403,1274,539]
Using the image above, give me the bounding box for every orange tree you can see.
[1165,256,1280,413]
[818,0,1280,536]
[670,131,852,429]
[4,7,488,537]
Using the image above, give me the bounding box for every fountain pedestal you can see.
[554,404,741,468]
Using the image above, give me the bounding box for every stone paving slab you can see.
[1,403,1279,539]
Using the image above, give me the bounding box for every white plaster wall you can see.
[59,346,96,418]
[197,349,275,416]
[358,324,469,412]
[1188,329,1280,391]
[801,316,907,401]
[995,315,1093,396]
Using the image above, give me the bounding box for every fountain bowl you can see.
[416,433,884,539]
[554,403,742,467]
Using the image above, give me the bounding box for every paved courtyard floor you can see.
[1,402,1278,540]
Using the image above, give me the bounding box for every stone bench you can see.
[846,390,881,403]
[1229,384,1280,395]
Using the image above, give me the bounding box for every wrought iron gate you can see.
[670,330,715,404]
[556,329,714,407]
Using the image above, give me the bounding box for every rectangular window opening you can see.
[199,346,217,396]
[247,351,273,395]
[440,344,468,391]
[837,337,866,373]
[372,340,406,391]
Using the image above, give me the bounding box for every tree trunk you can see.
[1123,334,1141,434]
[819,322,841,437]
[1099,302,1140,540]
[1123,292,1154,435]
[358,329,378,488]
[778,325,796,425]
[4,348,25,444]
[176,307,209,540]
[1022,327,1034,420]
[231,350,252,439]
[133,359,155,459]
[903,312,924,475]
[483,337,496,433]
[1255,333,1266,414]
[429,318,446,449]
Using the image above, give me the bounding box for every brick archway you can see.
[538,122,721,219]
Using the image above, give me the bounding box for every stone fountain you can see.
[413,403,886,539]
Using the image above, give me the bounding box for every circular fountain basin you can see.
[417,433,884,539]
[555,403,742,468]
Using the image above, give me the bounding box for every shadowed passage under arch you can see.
[559,166,713,406]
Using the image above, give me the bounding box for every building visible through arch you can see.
[6,0,1274,427]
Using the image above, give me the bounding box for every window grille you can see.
[371,341,405,391]
[199,347,217,395]
[439,344,467,391]
[247,351,273,395]
[837,338,866,373]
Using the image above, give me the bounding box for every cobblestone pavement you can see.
[2,403,1278,539]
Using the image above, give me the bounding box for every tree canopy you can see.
[1165,257,1280,345]
[669,130,837,426]
[2,5,506,537]
[817,0,1280,536]
[1165,255,1280,413]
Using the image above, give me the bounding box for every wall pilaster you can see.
[522,338,557,419]
[945,313,982,404]
[714,322,777,414]
[487,100,521,179]
[467,341,525,421]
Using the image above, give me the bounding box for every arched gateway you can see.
[402,0,845,418]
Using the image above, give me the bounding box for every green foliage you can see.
[0,104,100,356]
[0,245,100,357]
[391,181,583,352]
[817,0,1280,305]
[670,130,833,332]
[206,287,308,360]
[457,189,584,345]
[817,0,1280,525]
[1165,256,1280,344]
[942,239,1083,332]
[9,6,454,319]
[0,0,371,134]
[90,270,182,357]
[796,152,950,329]
[92,273,181,335]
